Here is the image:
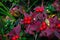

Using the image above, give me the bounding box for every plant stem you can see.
[26,0,38,12]
[28,0,30,8]
[34,33,38,40]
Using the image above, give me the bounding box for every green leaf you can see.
[0,16,2,19]
[45,5,55,12]
[2,0,7,2]
[20,31,24,36]
[5,20,10,27]
[2,36,6,40]
[22,37,26,40]
[1,28,4,35]
[10,21,14,29]
[10,0,14,2]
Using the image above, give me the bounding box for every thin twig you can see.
[28,0,30,8]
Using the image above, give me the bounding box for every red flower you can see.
[40,27,44,31]
[40,22,47,31]
[24,16,32,24]
[57,24,60,28]
[12,36,16,40]
[42,22,46,26]
[15,35,19,39]
[35,6,44,12]
[11,35,19,40]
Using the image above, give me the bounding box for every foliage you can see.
[0,0,60,40]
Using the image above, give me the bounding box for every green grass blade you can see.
[26,0,38,12]
[0,8,7,13]
[0,2,9,11]
[0,11,8,16]
[0,10,16,20]
[0,16,2,19]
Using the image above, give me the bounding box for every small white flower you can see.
[33,18,36,20]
